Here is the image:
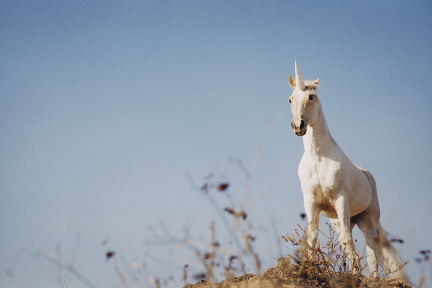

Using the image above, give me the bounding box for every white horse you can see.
[288,61,410,284]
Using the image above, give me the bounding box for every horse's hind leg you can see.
[355,210,379,277]
[357,206,412,284]
[355,169,380,277]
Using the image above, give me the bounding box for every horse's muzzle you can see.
[291,120,307,136]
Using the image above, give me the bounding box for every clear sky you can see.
[1,1,431,287]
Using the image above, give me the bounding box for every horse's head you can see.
[288,62,320,136]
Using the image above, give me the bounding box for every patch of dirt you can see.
[183,273,296,288]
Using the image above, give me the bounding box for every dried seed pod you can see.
[216,183,229,191]
[106,251,115,259]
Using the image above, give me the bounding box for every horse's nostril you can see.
[300,120,305,129]
[291,121,295,130]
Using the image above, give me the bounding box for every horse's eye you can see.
[309,95,314,100]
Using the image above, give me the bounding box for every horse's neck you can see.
[303,106,334,157]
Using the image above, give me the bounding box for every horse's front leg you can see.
[334,194,359,273]
[304,195,320,249]
[330,217,359,272]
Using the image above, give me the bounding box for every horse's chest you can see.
[318,161,342,191]
[299,156,342,196]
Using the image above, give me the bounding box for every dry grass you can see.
[265,222,412,288]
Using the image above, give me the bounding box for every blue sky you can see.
[1,1,431,287]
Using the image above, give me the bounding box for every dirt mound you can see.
[183,257,411,288]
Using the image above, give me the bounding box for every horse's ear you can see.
[307,78,320,90]
[288,75,296,90]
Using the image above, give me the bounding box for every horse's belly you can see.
[317,186,371,218]
[316,192,365,219]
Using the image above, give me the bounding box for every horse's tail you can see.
[375,224,412,285]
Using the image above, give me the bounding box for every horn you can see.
[295,61,305,90]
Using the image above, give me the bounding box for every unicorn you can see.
[287,61,410,284]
